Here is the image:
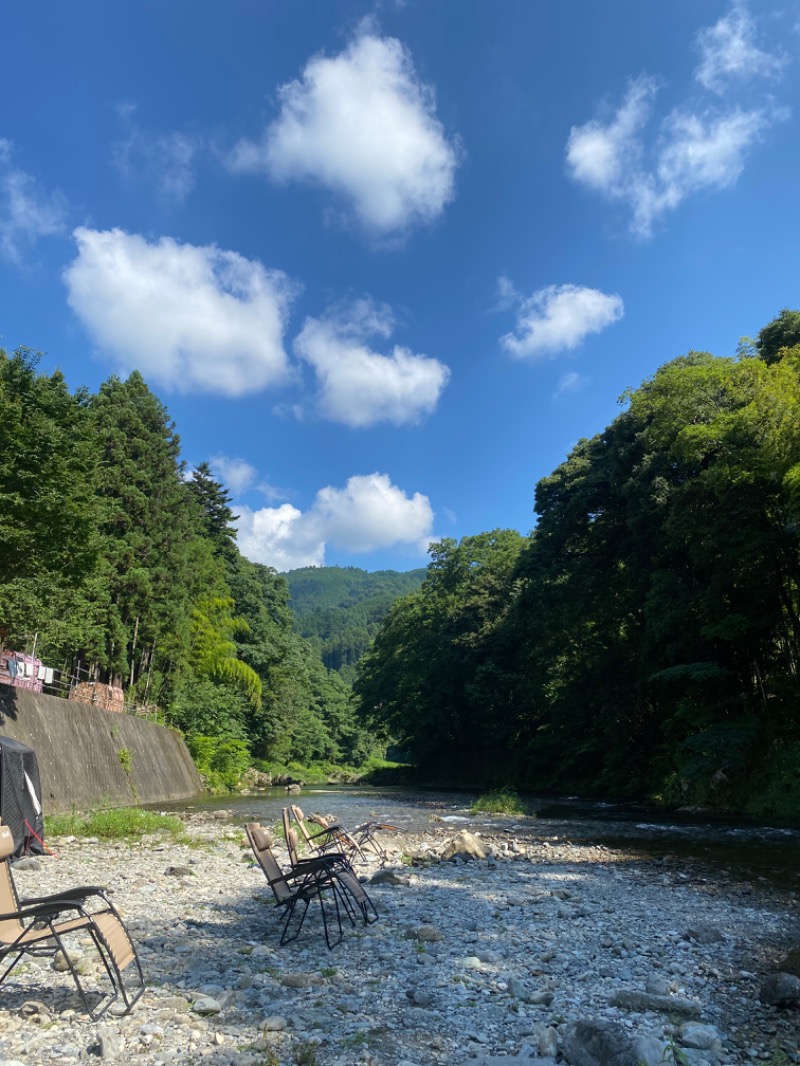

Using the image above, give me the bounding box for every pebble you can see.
[0,812,794,1065]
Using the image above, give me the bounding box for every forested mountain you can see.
[0,350,376,787]
[285,566,426,682]
[354,310,800,818]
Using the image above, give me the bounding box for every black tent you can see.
[0,736,44,857]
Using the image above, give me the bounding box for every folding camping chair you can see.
[307,811,400,866]
[246,822,352,949]
[281,809,378,929]
[0,823,144,1019]
[290,804,367,864]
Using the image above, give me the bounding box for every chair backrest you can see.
[0,824,23,943]
[281,808,302,866]
[307,812,332,830]
[290,805,316,848]
[245,823,293,904]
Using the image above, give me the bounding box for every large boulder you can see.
[759,972,800,1006]
[562,1020,640,1066]
[440,830,487,862]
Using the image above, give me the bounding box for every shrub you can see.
[45,807,186,840]
[470,787,530,816]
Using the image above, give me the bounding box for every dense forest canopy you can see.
[5,310,800,815]
[0,350,378,787]
[354,310,800,817]
[285,566,426,682]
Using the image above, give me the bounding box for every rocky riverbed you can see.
[0,810,798,1066]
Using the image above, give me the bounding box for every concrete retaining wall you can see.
[0,685,203,813]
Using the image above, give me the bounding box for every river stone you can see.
[631,1034,668,1066]
[12,857,41,872]
[562,1019,640,1066]
[405,924,442,942]
[684,924,724,944]
[96,1028,126,1057]
[280,973,316,988]
[468,1055,540,1066]
[676,1023,724,1051]
[440,830,487,861]
[759,971,800,1006]
[528,988,554,1006]
[645,974,670,995]
[611,989,702,1017]
[192,996,221,1014]
[370,868,409,885]
[539,1026,559,1058]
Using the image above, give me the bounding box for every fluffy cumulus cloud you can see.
[64,228,297,396]
[228,28,458,235]
[235,473,434,570]
[696,3,786,93]
[294,299,450,427]
[565,5,787,237]
[0,139,67,261]
[501,283,624,360]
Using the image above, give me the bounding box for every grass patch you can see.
[470,787,531,816]
[45,807,187,841]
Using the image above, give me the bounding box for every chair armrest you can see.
[0,897,90,922]
[20,886,109,906]
[291,852,349,870]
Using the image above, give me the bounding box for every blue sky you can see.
[3,2,799,571]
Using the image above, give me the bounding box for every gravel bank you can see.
[0,811,797,1066]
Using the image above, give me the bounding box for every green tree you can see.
[0,347,104,657]
[87,372,199,697]
[756,309,800,365]
[186,463,239,565]
[354,530,526,779]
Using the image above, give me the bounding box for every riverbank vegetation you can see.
[354,311,800,820]
[44,807,186,841]
[470,788,530,816]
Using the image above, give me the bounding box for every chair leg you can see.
[280,896,310,945]
[317,885,343,950]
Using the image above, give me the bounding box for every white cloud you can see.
[636,106,773,232]
[566,5,788,237]
[228,28,458,235]
[0,139,67,261]
[501,284,623,360]
[554,371,587,397]
[209,454,257,496]
[696,4,786,93]
[294,298,450,427]
[566,78,658,193]
[235,473,434,569]
[113,118,203,205]
[64,227,297,396]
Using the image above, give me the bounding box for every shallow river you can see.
[161,785,800,892]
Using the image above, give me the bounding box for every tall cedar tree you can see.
[88,372,198,697]
[0,347,105,658]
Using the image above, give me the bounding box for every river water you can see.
[161,785,800,892]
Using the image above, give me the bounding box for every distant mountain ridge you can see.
[284,566,426,682]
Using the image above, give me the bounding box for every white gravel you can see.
[0,811,796,1066]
